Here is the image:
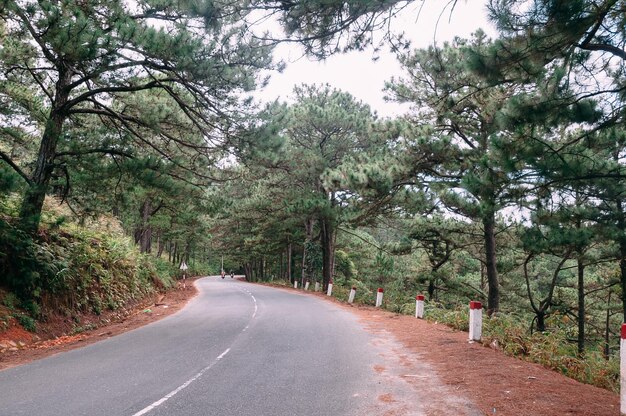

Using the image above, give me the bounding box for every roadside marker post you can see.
[327,281,333,296]
[294,281,298,289]
[304,280,310,291]
[415,295,425,319]
[315,282,320,292]
[375,288,384,308]
[179,261,188,289]
[621,323,626,415]
[468,301,483,342]
[348,287,356,304]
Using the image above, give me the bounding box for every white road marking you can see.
[235,285,258,320]
[131,348,231,416]
[132,279,259,415]
[243,294,258,332]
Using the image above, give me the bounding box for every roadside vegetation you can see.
[0,194,212,338]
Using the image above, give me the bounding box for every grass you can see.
[328,281,620,393]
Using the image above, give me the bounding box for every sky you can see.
[253,1,496,118]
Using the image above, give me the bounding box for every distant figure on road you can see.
[221,270,225,279]
[230,271,234,278]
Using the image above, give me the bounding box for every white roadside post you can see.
[294,280,298,289]
[619,324,626,415]
[304,280,310,291]
[375,288,384,308]
[315,282,320,292]
[415,294,425,319]
[468,301,483,342]
[179,261,188,289]
[326,281,333,296]
[348,286,356,304]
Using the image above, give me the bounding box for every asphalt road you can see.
[0,277,408,416]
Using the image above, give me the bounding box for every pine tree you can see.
[476,1,626,319]
[386,32,527,314]
[0,0,272,234]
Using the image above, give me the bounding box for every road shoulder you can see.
[267,283,619,416]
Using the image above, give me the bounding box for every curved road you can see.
[0,277,425,416]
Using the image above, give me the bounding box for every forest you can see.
[0,0,625,391]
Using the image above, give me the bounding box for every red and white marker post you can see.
[619,324,626,415]
[327,281,333,296]
[375,288,384,307]
[348,287,356,304]
[304,280,310,291]
[468,301,483,341]
[179,261,188,289]
[415,294,425,319]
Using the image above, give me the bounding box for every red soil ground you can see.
[315,290,619,416]
[353,305,618,416]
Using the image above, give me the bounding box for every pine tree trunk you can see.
[577,258,585,356]
[134,199,152,253]
[287,242,292,283]
[428,279,435,301]
[301,245,306,285]
[483,215,500,315]
[302,218,314,286]
[157,231,165,258]
[615,251,626,323]
[320,218,334,290]
[19,69,72,233]
[262,257,266,280]
[536,311,546,332]
[604,290,612,360]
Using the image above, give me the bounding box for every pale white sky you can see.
[253,1,495,118]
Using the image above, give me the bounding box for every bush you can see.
[482,314,619,392]
[14,313,36,332]
[0,200,181,325]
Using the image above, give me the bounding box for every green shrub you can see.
[2,292,18,309]
[20,299,41,319]
[425,302,469,331]
[14,313,36,332]
[0,201,184,327]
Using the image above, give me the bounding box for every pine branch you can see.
[64,80,168,110]
[55,148,135,159]
[0,149,32,185]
